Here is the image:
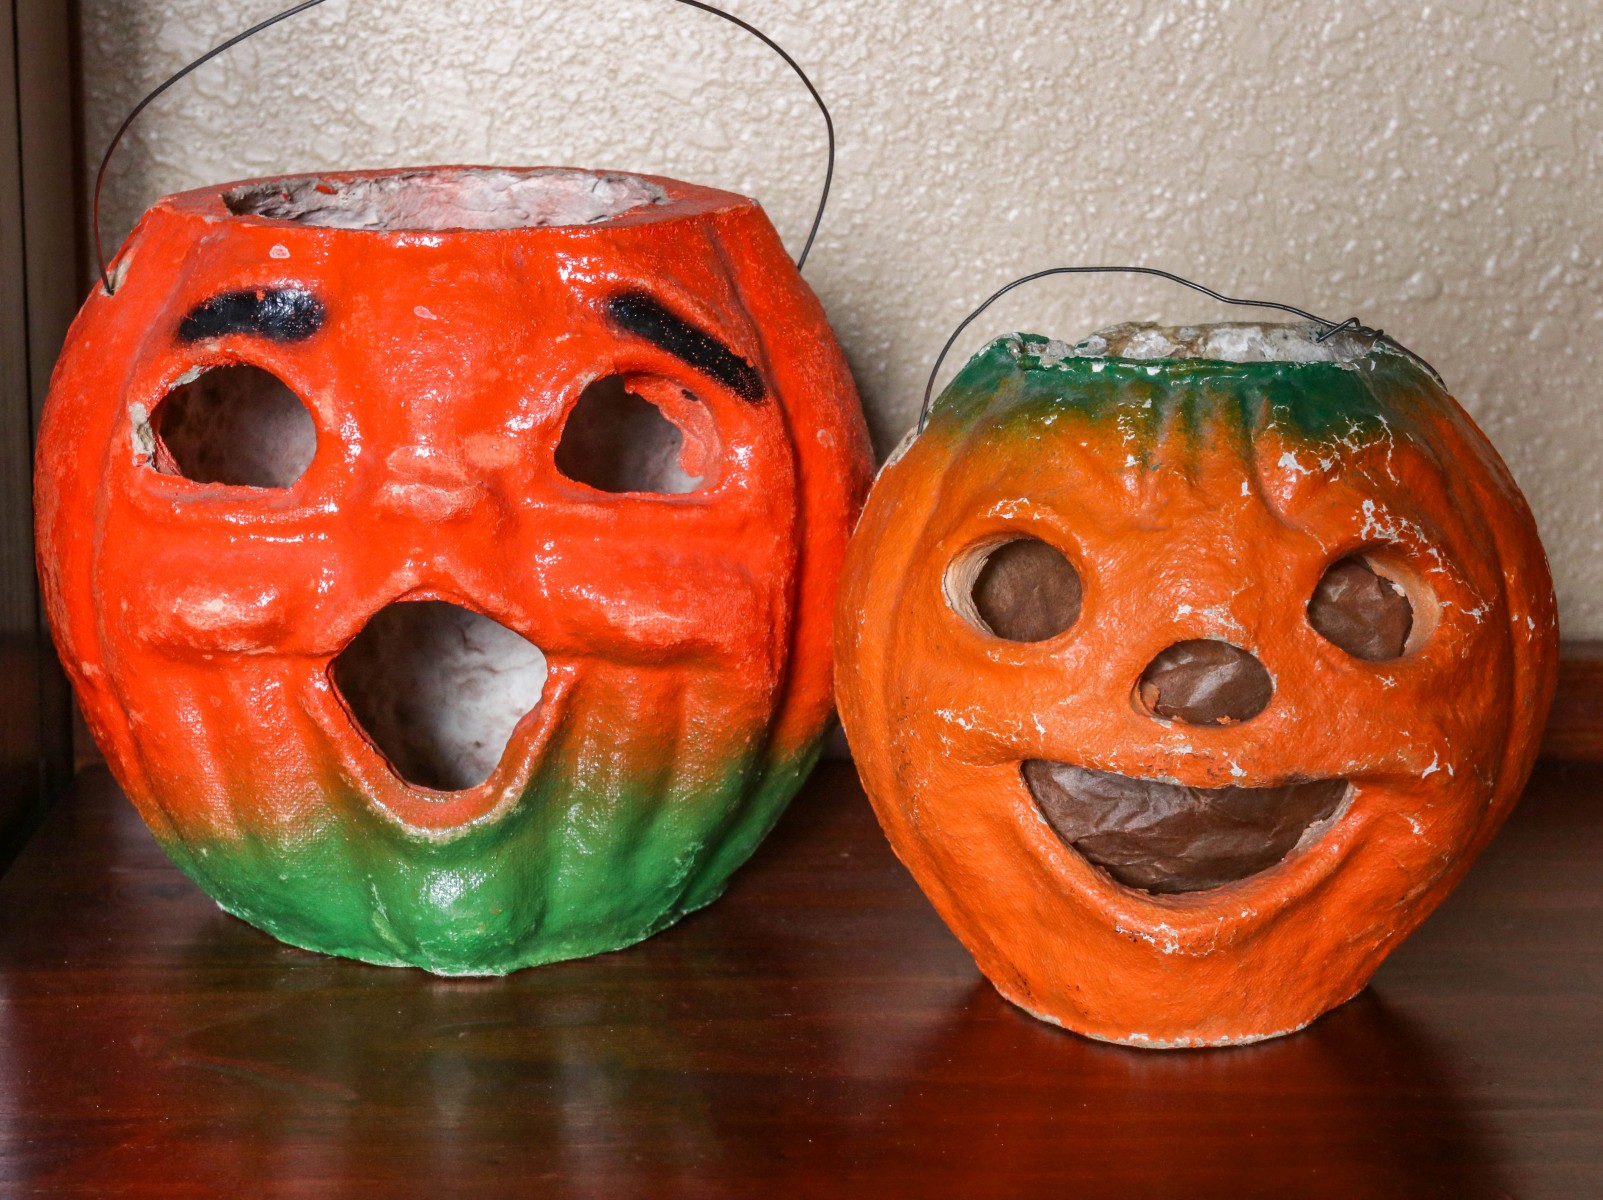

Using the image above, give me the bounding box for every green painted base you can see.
[156,738,825,975]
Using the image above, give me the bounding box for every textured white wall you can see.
[83,0,1603,634]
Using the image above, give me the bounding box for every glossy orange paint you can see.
[836,329,1559,1047]
[36,166,872,972]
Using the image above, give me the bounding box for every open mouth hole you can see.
[1023,761,1350,894]
[151,364,316,488]
[331,601,548,792]
[554,375,713,495]
[224,168,666,232]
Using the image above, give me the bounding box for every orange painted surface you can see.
[836,334,1559,1047]
[35,167,872,971]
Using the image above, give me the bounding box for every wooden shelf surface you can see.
[1,760,1600,1197]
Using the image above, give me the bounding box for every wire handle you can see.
[94,0,836,295]
[916,266,1404,433]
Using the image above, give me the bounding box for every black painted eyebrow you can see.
[178,288,325,343]
[605,291,766,403]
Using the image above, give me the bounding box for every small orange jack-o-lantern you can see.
[36,166,871,972]
[836,321,1558,1047]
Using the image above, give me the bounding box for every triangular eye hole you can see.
[150,364,315,488]
[1308,557,1414,661]
[955,537,1083,642]
[554,374,716,495]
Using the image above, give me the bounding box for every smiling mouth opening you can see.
[1022,761,1350,894]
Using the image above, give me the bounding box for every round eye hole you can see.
[150,364,316,488]
[1308,556,1414,661]
[956,537,1083,642]
[555,374,718,495]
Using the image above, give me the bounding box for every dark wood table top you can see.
[1,759,1599,1198]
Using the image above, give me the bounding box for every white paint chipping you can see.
[128,403,155,463]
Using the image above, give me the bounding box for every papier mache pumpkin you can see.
[36,164,871,972]
[836,319,1558,1047]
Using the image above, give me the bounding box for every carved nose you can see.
[378,447,484,519]
[1137,639,1273,726]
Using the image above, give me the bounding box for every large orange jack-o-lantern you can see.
[37,165,871,973]
[836,321,1557,1047]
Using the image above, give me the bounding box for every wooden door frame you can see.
[1,0,79,868]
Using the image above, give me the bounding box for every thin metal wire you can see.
[93,0,331,294]
[93,0,835,295]
[916,266,1417,433]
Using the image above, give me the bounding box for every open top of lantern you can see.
[922,320,1448,451]
[157,165,756,234]
[1033,321,1377,367]
[225,167,669,232]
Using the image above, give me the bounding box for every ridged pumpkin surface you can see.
[37,167,871,974]
[836,327,1557,1047]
